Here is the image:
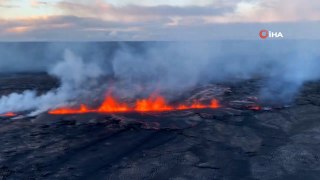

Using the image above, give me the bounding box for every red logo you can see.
[259,29,269,39]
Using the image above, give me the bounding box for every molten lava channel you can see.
[0,112,17,117]
[49,95,221,115]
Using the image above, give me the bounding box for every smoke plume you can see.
[0,41,319,114]
[0,50,106,114]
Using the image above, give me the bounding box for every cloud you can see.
[219,0,320,23]
[1,15,320,41]
[0,0,320,40]
[0,0,19,8]
[57,0,320,23]
[0,15,147,40]
[57,0,236,23]
[30,0,48,7]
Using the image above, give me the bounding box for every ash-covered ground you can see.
[1,73,320,180]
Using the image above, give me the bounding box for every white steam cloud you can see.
[0,42,319,114]
[0,50,105,114]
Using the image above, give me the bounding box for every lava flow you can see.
[248,105,262,111]
[0,112,17,117]
[49,94,221,115]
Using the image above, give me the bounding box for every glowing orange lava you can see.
[49,94,221,115]
[135,96,173,112]
[249,105,262,111]
[99,96,129,112]
[49,104,92,115]
[190,100,207,109]
[177,105,188,110]
[210,99,220,108]
[0,112,17,117]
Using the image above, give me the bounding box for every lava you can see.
[210,99,220,108]
[99,96,129,112]
[0,112,17,117]
[249,105,262,111]
[135,95,173,112]
[49,94,221,115]
[190,100,207,109]
[49,104,92,115]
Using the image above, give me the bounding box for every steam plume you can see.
[0,41,319,114]
[0,50,105,114]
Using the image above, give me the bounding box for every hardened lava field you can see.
[1,73,320,180]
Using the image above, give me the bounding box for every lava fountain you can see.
[49,94,221,115]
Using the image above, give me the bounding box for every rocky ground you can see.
[0,74,320,180]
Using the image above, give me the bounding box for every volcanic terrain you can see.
[0,73,320,180]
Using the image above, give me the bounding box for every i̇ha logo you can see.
[259,29,284,39]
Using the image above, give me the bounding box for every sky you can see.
[0,0,320,40]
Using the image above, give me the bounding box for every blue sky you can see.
[0,0,319,40]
